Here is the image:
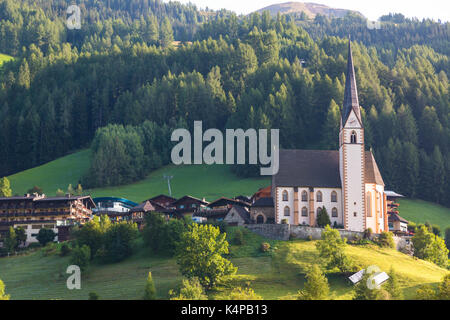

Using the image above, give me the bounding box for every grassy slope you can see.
[0,53,13,66]
[8,150,91,197]
[398,198,450,233]
[7,149,270,202]
[0,232,447,300]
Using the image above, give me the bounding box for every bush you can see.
[103,222,139,262]
[297,265,330,300]
[281,219,288,224]
[143,271,156,300]
[170,277,208,300]
[260,242,271,252]
[70,245,91,272]
[316,225,354,272]
[363,228,373,239]
[316,206,331,228]
[36,228,56,247]
[233,229,244,245]
[377,231,395,248]
[307,235,313,241]
[88,292,99,300]
[60,243,72,256]
[412,226,449,268]
[228,287,262,300]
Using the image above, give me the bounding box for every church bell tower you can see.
[339,39,366,232]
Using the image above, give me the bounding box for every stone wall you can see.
[246,224,367,241]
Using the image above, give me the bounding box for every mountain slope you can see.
[0,237,447,300]
[255,2,363,18]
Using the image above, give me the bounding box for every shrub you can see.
[170,277,208,300]
[228,287,262,300]
[103,222,139,262]
[36,228,56,247]
[297,265,329,300]
[70,245,91,272]
[60,243,72,256]
[412,226,448,268]
[260,242,271,252]
[364,228,373,239]
[307,235,313,241]
[233,229,244,245]
[88,292,99,300]
[316,225,354,272]
[377,231,395,248]
[316,206,331,228]
[281,219,288,224]
[143,271,156,300]
[0,279,10,300]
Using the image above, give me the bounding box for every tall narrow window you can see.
[316,207,322,215]
[316,191,323,202]
[332,207,338,217]
[366,192,372,217]
[284,206,290,216]
[301,191,308,201]
[350,131,357,144]
[301,207,308,217]
[282,190,288,201]
[331,191,337,202]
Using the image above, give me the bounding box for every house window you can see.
[301,207,308,217]
[366,192,372,217]
[301,191,308,201]
[353,212,357,217]
[316,191,322,202]
[332,207,338,217]
[284,206,290,216]
[331,191,337,202]
[282,190,288,201]
[350,131,357,144]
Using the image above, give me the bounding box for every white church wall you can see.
[344,144,365,232]
[313,188,343,226]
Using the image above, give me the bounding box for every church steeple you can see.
[342,39,362,126]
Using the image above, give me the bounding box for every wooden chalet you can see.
[170,196,208,217]
[146,194,176,209]
[0,194,95,245]
[207,197,251,210]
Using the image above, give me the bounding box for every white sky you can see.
[170,0,450,21]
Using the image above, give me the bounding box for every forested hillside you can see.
[0,0,448,206]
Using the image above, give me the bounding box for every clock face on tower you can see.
[349,118,357,126]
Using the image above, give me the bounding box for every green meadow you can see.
[0,53,13,66]
[0,230,447,300]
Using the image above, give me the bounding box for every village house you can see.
[0,193,95,245]
[146,194,176,209]
[223,205,251,226]
[170,195,208,217]
[92,197,138,222]
[250,197,275,224]
[272,41,388,233]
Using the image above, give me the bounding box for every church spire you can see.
[342,38,362,126]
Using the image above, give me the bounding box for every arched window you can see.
[332,207,338,217]
[331,191,337,202]
[301,207,308,217]
[366,192,372,217]
[256,215,264,224]
[350,131,357,144]
[316,191,323,202]
[282,190,288,201]
[316,207,322,216]
[284,206,290,216]
[301,191,308,201]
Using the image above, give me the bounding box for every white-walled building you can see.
[272,40,388,233]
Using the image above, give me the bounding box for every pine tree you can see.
[321,99,340,149]
[160,17,174,48]
[143,271,156,300]
[385,267,403,300]
[297,265,330,300]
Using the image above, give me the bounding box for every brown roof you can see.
[207,197,250,208]
[273,149,384,188]
[388,213,408,224]
[364,151,385,186]
[129,201,156,213]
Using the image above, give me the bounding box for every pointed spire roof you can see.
[342,38,362,125]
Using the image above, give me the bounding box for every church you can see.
[272,40,388,233]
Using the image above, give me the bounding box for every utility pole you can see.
[163,174,174,196]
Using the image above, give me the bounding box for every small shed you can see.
[224,205,251,226]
